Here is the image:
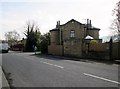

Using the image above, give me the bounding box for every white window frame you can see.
[70,30,75,38]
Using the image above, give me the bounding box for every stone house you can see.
[48,19,102,57]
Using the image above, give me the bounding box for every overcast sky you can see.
[0,0,116,40]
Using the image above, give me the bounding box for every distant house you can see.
[48,19,102,57]
[11,38,26,51]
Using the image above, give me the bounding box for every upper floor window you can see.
[70,30,75,38]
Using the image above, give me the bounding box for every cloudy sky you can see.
[0,0,116,40]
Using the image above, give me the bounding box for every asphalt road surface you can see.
[1,51,119,87]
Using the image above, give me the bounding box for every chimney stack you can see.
[56,20,60,28]
[90,20,92,28]
[87,19,92,28]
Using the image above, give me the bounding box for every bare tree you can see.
[5,30,20,45]
[111,1,120,36]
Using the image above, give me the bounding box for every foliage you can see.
[40,32,50,53]
[24,21,50,53]
[90,40,98,43]
[5,30,20,45]
[24,22,41,52]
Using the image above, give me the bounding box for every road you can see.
[1,51,119,87]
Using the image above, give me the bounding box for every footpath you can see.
[35,53,120,65]
[0,66,10,89]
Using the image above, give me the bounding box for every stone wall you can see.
[48,44,63,56]
[63,39,82,57]
[62,21,85,40]
[61,20,84,57]
[50,30,60,45]
[87,29,99,39]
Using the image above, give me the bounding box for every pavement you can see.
[0,53,10,89]
[36,53,120,65]
[0,66,10,89]
[2,51,120,88]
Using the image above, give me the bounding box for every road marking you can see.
[22,56,64,69]
[83,73,120,85]
[40,61,64,69]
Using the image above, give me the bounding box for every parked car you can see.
[0,43,9,53]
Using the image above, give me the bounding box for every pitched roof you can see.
[60,19,84,26]
[50,19,100,31]
[61,19,100,30]
[50,28,59,32]
[85,35,94,39]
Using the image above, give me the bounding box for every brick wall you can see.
[89,43,107,52]
[112,42,120,59]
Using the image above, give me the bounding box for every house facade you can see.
[48,19,102,57]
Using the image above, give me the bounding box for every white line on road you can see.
[83,73,120,85]
[40,61,64,69]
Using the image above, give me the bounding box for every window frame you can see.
[70,30,75,38]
